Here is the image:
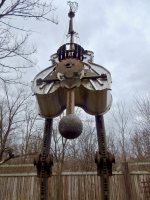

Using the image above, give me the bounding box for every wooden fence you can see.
[0,163,150,200]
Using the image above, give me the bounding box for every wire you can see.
[74,18,81,45]
[60,20,69,47]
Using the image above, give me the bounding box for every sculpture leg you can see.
[40,118,53,200]
[95,115,115,200]
[34,118,53,200]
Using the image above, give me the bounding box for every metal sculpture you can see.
[32,2,115,200]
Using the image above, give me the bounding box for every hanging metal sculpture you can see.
[32,2,115,200]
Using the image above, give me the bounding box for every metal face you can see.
[56,58,84,75]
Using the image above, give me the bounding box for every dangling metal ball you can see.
[59,114,83,139]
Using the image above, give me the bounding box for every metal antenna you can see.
[67,1,78,54]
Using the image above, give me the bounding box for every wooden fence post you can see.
[123,162,132,200]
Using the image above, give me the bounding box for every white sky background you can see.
[21,0,150,107]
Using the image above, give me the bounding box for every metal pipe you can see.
[66,89,74,115]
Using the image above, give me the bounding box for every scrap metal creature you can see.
[32,2,115,200]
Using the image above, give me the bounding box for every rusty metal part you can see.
[59,114,83,139]
[36,74,107,87]
[95,115,115,200]
[107,152,115,176]
[34,153,53,178]
[36,78,58,86]
[34,153,41,177]
[46,153,54,166]
[82,74,107,80]
[95,151,115,176]
[39,119,53,200]
[57,43,84,61]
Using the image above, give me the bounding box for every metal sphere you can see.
[59,114,83,139]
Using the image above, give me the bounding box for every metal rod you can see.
[40,118,53,200]
[70,17,74,45]
[95,115,110,200]
[66,89,74,115]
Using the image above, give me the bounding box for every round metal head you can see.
[59,114,83,139]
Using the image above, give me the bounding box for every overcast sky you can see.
[25,0,150,108]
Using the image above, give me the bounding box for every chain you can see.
[95,115,110,200]
[100,119,109,200]
[40,119,53,200]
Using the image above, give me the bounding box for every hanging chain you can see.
[34,119,53,200]
[95,115,115,200]
[40,120,49,200]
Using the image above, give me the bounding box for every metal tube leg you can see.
[40,118,53,200]
[95,115,110,200]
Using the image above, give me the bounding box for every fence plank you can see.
[0,171,150,199]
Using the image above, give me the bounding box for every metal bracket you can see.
[36,74,107,86]
[34,153,53,177]
[95,151,115,176]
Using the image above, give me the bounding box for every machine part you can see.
[95,151,103,175]
[95,151,115,176]
[107,152,115,176]
[60,78,81,89]
[95,115,115,200]
[56,58,84,74]
[46,153,54,166]
[34,153,53,178]
[59,114,83,139]
[34,153,41,177]
[66,88,74,114]
[57,43,84,61]
[36,74,107,86]
[40,118,53,200]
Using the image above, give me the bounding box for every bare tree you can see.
[132,93,150,130]
[77,117,97,171]
[18,98,44,163]
[0,83,31,161]
[0,0,57,83]
[130,93,150,161]
[106,129,121,162]
[131,128,150,161]
[51,117,68,171]
[108,101,132,162]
